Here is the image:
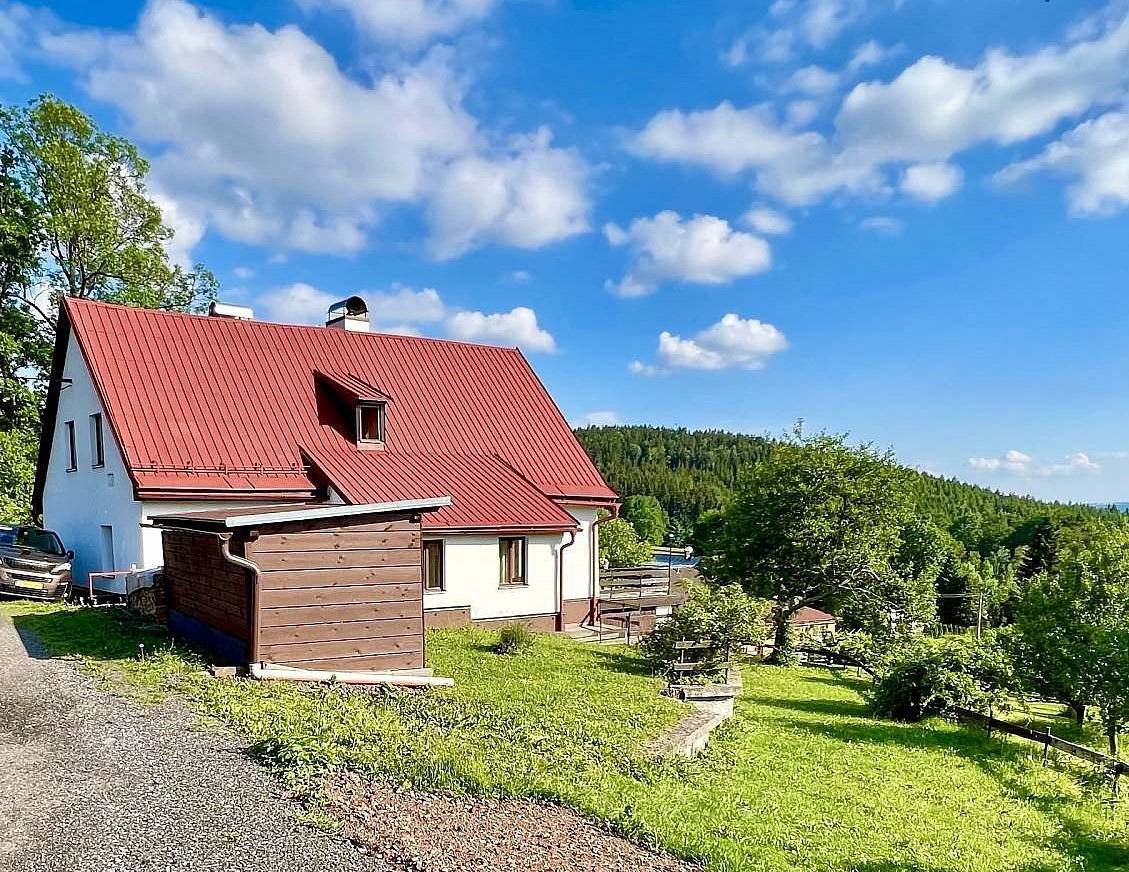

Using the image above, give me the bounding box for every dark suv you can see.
[0,525,74,601]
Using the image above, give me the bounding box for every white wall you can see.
[423,533,561,620]
[422,507,602,622]
[560,505,600,603]
[42,335,144,588]
[138,499,276,568]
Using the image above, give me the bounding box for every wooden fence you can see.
[796,646,1128,793]
[953,707,1129,791]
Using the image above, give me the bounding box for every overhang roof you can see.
[42,299,617,523]
[150,497,452,530]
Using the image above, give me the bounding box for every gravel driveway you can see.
[0,610,698,872]
[0,610,395,872]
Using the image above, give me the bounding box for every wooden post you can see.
[1042,730,1051,767]
[986,705,993,740]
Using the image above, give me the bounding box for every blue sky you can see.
[4,0,1129,503]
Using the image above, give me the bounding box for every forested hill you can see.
[575,425,1105,545]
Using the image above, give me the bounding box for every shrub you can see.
[641,583,770,681]
[495,622,534,655]
[869,633,1013,722]
[598,517,653,567]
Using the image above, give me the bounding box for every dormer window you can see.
[315,371,394,448]
[357,402,386,445]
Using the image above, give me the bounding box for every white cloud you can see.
[366,285,447,324]
[835,16,1129,166]
[0,3,35,79]
[232,266,255,280]
[257,283,556,352]
[900,162,964,203]
[31,0,587,261]
[743,206,794,235]
[604,211,771,297]
[641,10,1129,215]
[968,449,1101,476]
[630,101,881,206]
[800,0,860,49]
[996,111,1129,216]
[722,26,793,69]
[633,314,788,374]
[726,0,859,65]
[578,410,621,427]
[426,127,590,260]
[859,216,903,233]
[509,270,532,283]
[786,65,840,96]
[847,39,897,74]
[786,99,821,127]
[258,282,338,325]
[628,360,665,377]
[446,306,557,352]
[297,0,494,48]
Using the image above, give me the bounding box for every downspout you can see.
[144,522,266,667]
[218,532,263,667]
[590,508,620,625]
[556,530,577,632]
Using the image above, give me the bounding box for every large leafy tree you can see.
[621,494,667,546]
[0,96,217,314]
[1013,525,1129,748]
[710,429,936,661]
[0,95,218,522]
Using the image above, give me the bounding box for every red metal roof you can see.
[791,607,837,625]
[61,298,616,523]
[303,447,579,531]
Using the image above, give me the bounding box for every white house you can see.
[34,296,618,630]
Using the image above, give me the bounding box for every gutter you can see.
[556,530,577,632]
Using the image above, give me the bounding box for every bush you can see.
[641,583,770,681]
[599,517,653,567]
[495,623,534,655]
[869,634,1013,722]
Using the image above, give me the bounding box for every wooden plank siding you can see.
[243,512,425,671]
[162,529,251,644]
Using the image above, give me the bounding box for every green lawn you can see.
[4,600,1128,872]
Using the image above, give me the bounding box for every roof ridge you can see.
[64,296,526,356]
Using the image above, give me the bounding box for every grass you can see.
[4,600,1129,871]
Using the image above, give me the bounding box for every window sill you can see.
[424,587,446,595]
[498,582,528,589]
[65,467,77,473]
[92,463,105,470]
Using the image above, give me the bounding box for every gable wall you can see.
[41,333,143,589]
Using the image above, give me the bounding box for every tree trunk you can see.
[766,607,795,665]
[1069,701,1086,726]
